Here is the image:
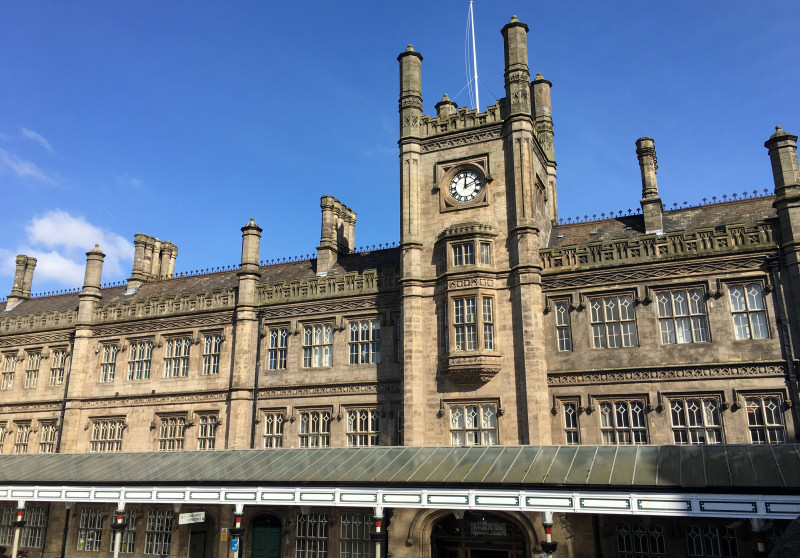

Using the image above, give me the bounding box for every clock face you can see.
[449,170,483,203]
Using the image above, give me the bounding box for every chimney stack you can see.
[501,15,531,116]
[316,196,357,276]
[77,245,105,324]
[636,137,663,234]
[237,218,262,308]
[127,234,179,292]
[5,255,37,310]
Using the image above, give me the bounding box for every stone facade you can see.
[0,14,797,558]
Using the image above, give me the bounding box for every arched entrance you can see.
[249,514,282,558]
[188,515,216,558]
[431,511,528,558]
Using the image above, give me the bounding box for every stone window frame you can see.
[446,399,499,446]
[616,523,666,557]
[110,509,138,554]
[266,325,289,371]
[296,512,328,557]
[99,341,119,383]
[127,338,154,381]
[76,506,105,551]
[302,322,334,368]
[725,280,770,340]
[554,397,581,445]
[595,396,649,445]
[162,334,192,378]
[89,416,126,453]
[24,350,42,389]
[201,331,223,375]
[741,392,787,444]
[261,408,286,449]
[13,421,31,454]
[685,524,738,557]
[339,513,374,558]
[588,292,638,349]
[298,407,332,448]
[156,414,187,452]
[345,406,379,447]
[0,422,6,453]
[548,297,573,352]
[347,317,381,365]
[666,393,725,445]
[49,347,69,387]
[1,352,18,390]
[655,285,711,345]
[446,290,497,355]
[38,419,58,453]
[195,412,219,450]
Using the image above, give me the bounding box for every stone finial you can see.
[435,94,458,118]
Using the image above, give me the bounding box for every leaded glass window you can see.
[658,289,709,344]
[346,408,379,447]
[14,422,30,453]
[670,397,723,444]
[110,510,137,554]
[454,297,477,351]
[90,418,125,453]
[303,324,333,367]
[686,525,738,557]
[144,508,173,555]
[590,295,637,348]
[729,284,769,340]
[555,301,572,351]
[157,416,186,451]
[340,514,374,558]
[263,411,284,448]
[127,340,153,380]
[268,328,288,370]
[202,334,222,375]
[197,414,218,450]
[450,403,497,446]
[24,352,40,388]
[49,348,68,386]
[299,410,330,448]
[296,513,327,558]
[746,396,785,444]
[77,507,103,551]
[600,400,648,445]
[616,523,665,558]
[163,337,190,378]
[38,421,58,453]
[349,320,380,364]
[2,354,17,390]
[100,344,117,383]
[563,401,579,445]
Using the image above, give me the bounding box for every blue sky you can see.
[1,1,798,294]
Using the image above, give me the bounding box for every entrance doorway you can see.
[431,511,527,558]
[250,515,282,558]
[188,515,216,558]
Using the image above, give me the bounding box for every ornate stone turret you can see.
[532,72,557,221]
[5,255,36,310]
[237,218,263,307]
[316,196,357,276]
[502,15,531,116]
[435,94,457,118]
[637,137,664,234]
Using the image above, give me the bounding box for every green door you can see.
[250,515,282,558]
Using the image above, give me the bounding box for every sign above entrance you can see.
[179,511,206,525]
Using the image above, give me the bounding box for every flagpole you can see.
[469,1,479,111]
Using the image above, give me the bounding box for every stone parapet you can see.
[418,102,505,139]
[257,268,399,304]
[541,222,776,272]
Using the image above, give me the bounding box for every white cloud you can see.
[1,209,136,290]
[0,148,55,184]
[20,127,53,152]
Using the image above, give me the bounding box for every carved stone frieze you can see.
[0,330,72,348]
[92,312,234,337]
[440,277,496,293]
[419,104,503,140]
[542,255,768,291]
[258,382,401,399]
[440,354,502,387]
[547,361,787,386]
[257,269,399,306]
[541,222,776,275]
[259,294,399,320]
[78,391,229,409]
[0,311,77,336]
[0,402,62,413]
[421,129,502,153]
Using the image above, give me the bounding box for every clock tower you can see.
[398,16,558,445]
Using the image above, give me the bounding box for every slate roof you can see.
[550,196,777,249]
[0,445,798,493]
[0,249,401,318]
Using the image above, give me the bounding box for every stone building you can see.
[1,14,799,558]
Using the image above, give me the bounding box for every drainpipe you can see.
[249,310,264,449]
[55,334,76,453]
[59,502,71,558]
